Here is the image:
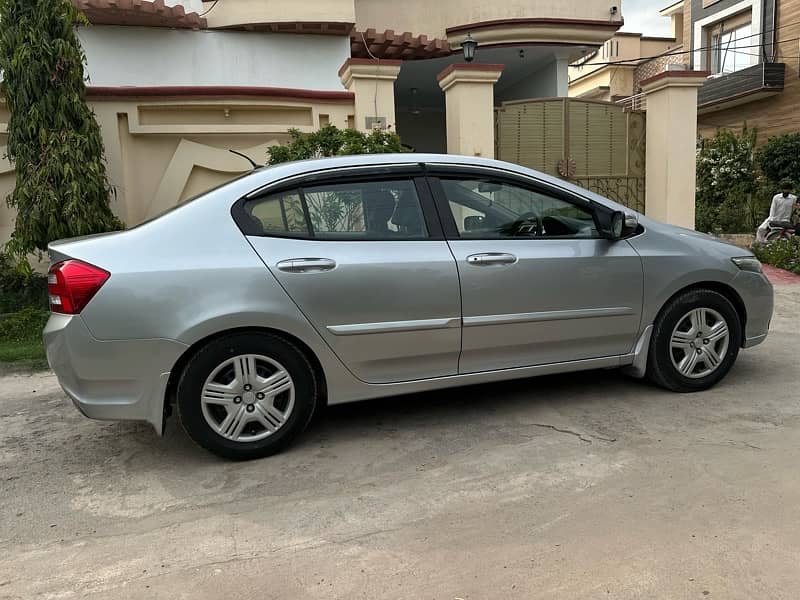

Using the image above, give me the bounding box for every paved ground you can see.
[1,282,799,600]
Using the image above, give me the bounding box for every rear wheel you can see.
[765,229,790,242]
[647,289,741,392]
[177,332,317,460]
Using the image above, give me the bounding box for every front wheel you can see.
[647,289,741,392]
[177,332,318,460]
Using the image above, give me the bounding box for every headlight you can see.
[732,256,763,273]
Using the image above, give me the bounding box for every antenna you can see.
[229,149,262,169]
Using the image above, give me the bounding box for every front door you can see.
[244,174,461,384]
[431,172,643,374]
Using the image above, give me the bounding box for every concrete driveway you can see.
[1,283,799,599]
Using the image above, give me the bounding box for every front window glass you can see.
[440,178,597,239]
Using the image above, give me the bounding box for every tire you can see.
[646,289,741,392]
[177,332,317,460]
[765,230,788,242]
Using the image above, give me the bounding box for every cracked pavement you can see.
[1,283,799,599]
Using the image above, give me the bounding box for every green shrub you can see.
[267,125,408,165]
[696,127,765,234]
[756,133,800,187]
[752,237,800,274]
[0,254,48,313]
[0,307,49,342]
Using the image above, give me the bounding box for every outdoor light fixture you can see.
[462,33,477,62]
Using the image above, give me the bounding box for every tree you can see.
[756,133,800,188]
[0,0,121,259]
[267,125,408,165]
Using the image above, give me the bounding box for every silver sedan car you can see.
[45,154,773,459]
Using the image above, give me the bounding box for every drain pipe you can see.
[770,0,779,61]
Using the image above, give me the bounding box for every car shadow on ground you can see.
[133,368,655,462]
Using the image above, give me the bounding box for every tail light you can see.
[48,260,110,314]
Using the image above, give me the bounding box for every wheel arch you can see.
[163,326,328,427]
[654,281,747,347]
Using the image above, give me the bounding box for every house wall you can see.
[204,0,356,29]
[689,0,775,69]
[354,0,615,39]
[697,23,800,141]
[78,27,351,90]
[0,95,355,244]
[497,60,560,101]
[0,24,357,245]
[568,33,678,99]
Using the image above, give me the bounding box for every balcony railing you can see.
[698,62,785,114]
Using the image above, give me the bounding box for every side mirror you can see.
[595,207,626,241]
[464,215,485,231]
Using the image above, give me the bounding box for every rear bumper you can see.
[44,314,188,434]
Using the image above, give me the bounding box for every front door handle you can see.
[466,253,517,266]
[276,258,337,273]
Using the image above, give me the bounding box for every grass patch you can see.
[0,307,49,365]
[0,338,46,363]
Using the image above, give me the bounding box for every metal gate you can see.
[495,98,646,213]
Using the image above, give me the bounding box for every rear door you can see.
[429,168,644,374]
[241,169,462,384]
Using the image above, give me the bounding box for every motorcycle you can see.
[765,220,797,242]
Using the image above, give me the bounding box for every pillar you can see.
[437,63,504,158]
[641,70,708,229]
[338,58,402,133]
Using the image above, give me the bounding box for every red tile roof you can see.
[72,0,207,29]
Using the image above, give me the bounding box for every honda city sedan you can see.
[44,154,774,459]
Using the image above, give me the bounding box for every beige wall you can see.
[355,0,615,40]
[643,73,706,229]
[0,96,355,243]
[205,0,356,28]
[568,67,636,100]
[438,66,504,159]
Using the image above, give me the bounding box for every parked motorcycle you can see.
[765,220,797,242]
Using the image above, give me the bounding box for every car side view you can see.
[44,154,774,460]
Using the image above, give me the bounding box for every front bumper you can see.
[44,314,188,434]
[732,270,774,348]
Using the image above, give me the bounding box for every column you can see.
[338,58,402,133]
[437,63,504,158]
[641,70,708,229]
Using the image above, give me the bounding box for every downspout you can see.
[771,0,779,62]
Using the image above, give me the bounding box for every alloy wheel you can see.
[200,354,295,442]
[669,307,730,379]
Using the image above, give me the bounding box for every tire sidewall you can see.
[177,333,316,460]
[650,290,741,392]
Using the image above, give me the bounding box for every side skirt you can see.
[328,353,637,405]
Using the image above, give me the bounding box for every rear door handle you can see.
[276,258,337,273]
[466,253,517,266]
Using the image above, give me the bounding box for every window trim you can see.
[693,0,760,70]
[231,168,444,241]
[425,168,605,241]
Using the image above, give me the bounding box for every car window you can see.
[243,179,428,239]
[248,190,308,235]
[440,178,598,239]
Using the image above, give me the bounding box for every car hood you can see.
[636,216,755,258]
